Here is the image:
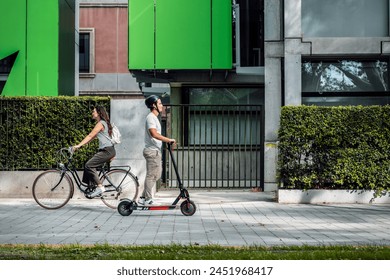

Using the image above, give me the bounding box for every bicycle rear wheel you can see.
[32,170,73,209]
[100,169,139,209]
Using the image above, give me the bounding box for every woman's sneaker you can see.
[90,188,103,198]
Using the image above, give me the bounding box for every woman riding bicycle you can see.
[72,105,116,198]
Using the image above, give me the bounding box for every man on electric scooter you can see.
[138,95,176,205]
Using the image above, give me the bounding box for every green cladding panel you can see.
[0,0,27,96]
[27,0,59,96]
[155,0,211,69]
[129,0,155,69]
[212,0,232,69]
[128,0,232,70]
[0,0,75,96]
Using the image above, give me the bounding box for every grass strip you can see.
[0,244,389,260]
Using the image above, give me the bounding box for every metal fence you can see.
[161,104,264,189]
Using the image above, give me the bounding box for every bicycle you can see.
[32,147,139,210]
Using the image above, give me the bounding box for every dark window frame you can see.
[302,56,390,106]
[79,28,95,75]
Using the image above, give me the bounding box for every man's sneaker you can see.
[90,188,103,198]
[144,198,153,205]
[138,197,145,205]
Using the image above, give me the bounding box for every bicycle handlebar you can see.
[57,147,74,160]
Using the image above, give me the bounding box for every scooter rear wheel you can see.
[180,200,196,216]
[118,200,133,216]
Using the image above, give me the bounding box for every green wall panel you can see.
[0,0,26,96]
[155,0,211,69]
[212,0,232,69]
[128,0,232,70]
[128,0,155,69]
[27,0,59,96]
[1,0,75,96]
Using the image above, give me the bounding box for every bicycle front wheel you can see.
[100,169,139,209]
[32,170,73,209]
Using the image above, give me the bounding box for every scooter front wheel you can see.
[180,200,196,216]
[118,200,133,216]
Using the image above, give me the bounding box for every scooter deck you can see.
[134,205,178,211]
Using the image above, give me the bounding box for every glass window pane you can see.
[303,96,390,106]
[302,59,389,93]
[302,58,390,106]
[187,87,263,145]
[302,0,389,37]
[234,0,264,66]
[189,88,263,105]
[79,33,90,73]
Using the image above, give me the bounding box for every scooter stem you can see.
[167,142,183,188]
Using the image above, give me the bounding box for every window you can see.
[182,88,263,145]
[302,0,389,37]
[234,0,264,66]
[79,28,94,75]
[302,58,390,105]
[0,51,18,95]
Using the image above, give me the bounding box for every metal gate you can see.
[162,104,264,189]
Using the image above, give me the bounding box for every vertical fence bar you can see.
[216,106,219,187]
[204,106,208,188]
[251,107,255,187]
[238,106,242,188]
[221,105,224,188]
[209,106,213,187]
[228,106,232,188]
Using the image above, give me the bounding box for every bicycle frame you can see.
[56,148,133,196]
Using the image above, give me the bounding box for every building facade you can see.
[79,0,390,192]
[1,0,388,192]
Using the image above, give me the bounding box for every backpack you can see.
[110,124,121,144]
[102,123,121,145]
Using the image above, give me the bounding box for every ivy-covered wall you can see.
[278,106,390,196]
[0,96,110,170]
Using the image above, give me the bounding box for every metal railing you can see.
[162,104,264,189]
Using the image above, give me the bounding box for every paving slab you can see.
[0,190,389,246]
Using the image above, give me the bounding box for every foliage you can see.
[278,105,390,196]
[0,96,110,170]
[0,244,389,260]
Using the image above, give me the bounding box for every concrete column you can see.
[284,0,302,38]
[264,56,282,191]
[284,0,303,105]
[263,0,283,191]
[284,50,302,105]
[110,98,148,192]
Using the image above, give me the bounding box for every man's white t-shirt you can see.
[144,112,162,151]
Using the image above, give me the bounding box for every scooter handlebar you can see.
[167,141,177,151]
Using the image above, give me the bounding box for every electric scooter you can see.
[117,143,196,216]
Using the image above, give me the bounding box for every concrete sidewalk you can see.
[0,190,389,246]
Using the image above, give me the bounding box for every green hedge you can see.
[278,105,390,196]
[0,96,110,170]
